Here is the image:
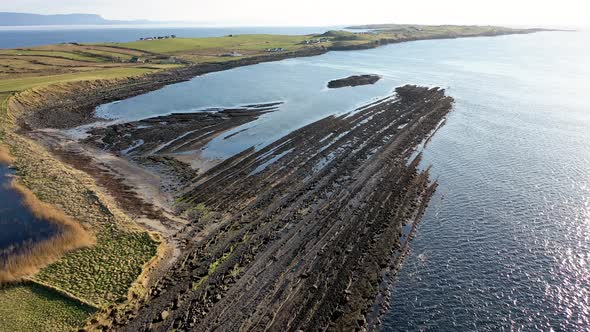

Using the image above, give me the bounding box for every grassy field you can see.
[0,49,105,62]
[34,225,158,306]
[0,93,10,140]
[111,34,311,53]
[0,67,157,93]
[0,283,96,332]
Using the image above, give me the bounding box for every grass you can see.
[75,48,135,61]
[0,93,10,140]
[0,49,104,62]
[0,67,156,93]
[110,34,311,54]
[33,225,158,307]
[0,283,96,332]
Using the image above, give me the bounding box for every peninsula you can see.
[0,25,545,331]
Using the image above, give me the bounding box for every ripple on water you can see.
[382,32,590,329]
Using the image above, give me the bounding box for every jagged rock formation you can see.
[95,85,453,331]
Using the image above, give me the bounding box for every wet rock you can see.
[327,75,381,88]
[358,317,366,326]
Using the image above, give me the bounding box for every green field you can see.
[34,225,158,307]
[0,284,96,332]
[110,34,311,54]
[0,67,157,93]
[0,49,104,62]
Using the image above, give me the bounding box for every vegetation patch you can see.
[0,67,156,93]
[0,93,11,140]
[0,283,96,332]
[33,225,158,306]
[0,49,105,63]
[111,34,310,54]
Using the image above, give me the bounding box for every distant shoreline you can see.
[14,26,551,132]
[0,12,152,26]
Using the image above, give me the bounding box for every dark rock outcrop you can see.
[104,85,454,332]
[327,74,381,88]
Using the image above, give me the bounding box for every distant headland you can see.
[0,12,151,26]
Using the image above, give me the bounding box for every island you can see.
[0,25,547,331]
[328,74,381,88]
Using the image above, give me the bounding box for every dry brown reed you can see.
[0,145,15,165]
[0,180,95,284]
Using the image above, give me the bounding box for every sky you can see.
[1,0,588,27]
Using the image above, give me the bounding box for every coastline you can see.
[0,27,548,330]
[14,28,548,132]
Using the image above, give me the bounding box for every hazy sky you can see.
[2,0,588,27]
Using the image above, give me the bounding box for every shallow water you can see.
[0,165,58,256]
[99,30,590,330]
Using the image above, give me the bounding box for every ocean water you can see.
[97,30,590,330]
[0,165,58,256]
[0,25,340,49]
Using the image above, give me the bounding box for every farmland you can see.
[0,283,96,332]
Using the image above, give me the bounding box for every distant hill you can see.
[0,12,151,26]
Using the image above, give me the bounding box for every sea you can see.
[4,25,590,331]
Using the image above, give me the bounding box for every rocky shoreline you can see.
[86,85,454,331]
[84,103,280,159]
